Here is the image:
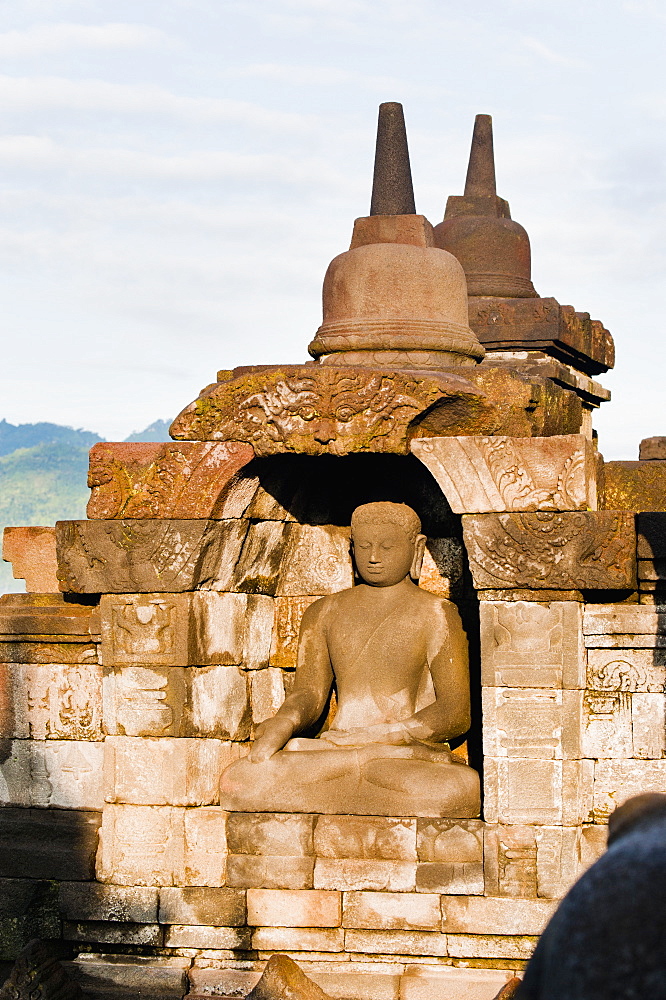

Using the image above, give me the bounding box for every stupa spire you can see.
[370,102,416,216]
[464,113,497,201]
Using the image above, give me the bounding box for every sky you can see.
[0,1,665,457]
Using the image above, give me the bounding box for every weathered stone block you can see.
[183,807,228,887]
[314,816,417,861]
[483,826,537,898]
[482,688,583,759]
[2,526,59,592]
[69,954,189,998]
[103,664,251,740]
[59,882,158,923]
[0,663,103,741]
[417,538,463,599]
[158,886,245,925]
[252,927,344,952]
[231,522,289,595]
[63,920,163,946]
[600,461,666,513]
[87,441,255,519]
[103,665,187,738]
[581,691,633,758]
[189,968,261,998]
[171,364,583,455]
[313,860,416,892]
[483,825,580,901]
[100,592,273,668]
[632,692,666,758]
[0,878,60,958]
[251,668,286,724]
[187,667,251,740]
[480,601,584,688]
[415,862,484,894]
[484,758,593,825]
[463,512,636,590]
[445,935,537,960]
[441,895,557,936]
[0,642,98,664]
[56,519,248,593]
[226,855,314,889]
[416,819,483,863]
[637,513,666,558]
[586,647,666,692]
[534,827,581,899]
[97,805,185,886]
[0,739,104,809]
[310,966,401,1000]
[98,805,227,887]
[0,807,101,880]
[593,759,666,821]
[246,889,341,928]
[103,737,223,806]
[270,597,320,670]
[0,594,100,639]
[342,892,440,931]
[0,663,29,737]
[640,437,666,460]
[579,825,607,873]
[412,434,595,513]
[344,929,448,958]
[583,604,665,638]
[164,924,251,949]
[277,525,353,596]
[227,813,315,857]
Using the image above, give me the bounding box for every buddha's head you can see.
[351,502,426,587]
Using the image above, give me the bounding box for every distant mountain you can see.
[0,419,102,457]
[0,418,172,593]
[125,419,173,442]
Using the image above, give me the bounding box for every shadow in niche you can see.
[223,452,483,789]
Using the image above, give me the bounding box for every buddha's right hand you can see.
[248,716,296,762]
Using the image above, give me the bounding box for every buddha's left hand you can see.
[320,723,411,747]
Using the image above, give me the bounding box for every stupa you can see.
[0,103,664,1000]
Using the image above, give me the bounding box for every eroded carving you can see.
[463,512,636,590]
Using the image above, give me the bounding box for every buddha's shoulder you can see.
[301,589,354,621]
[412,589,462,619]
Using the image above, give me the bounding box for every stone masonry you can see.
[0,106,664,1000]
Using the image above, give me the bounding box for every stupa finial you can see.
[370,102,416,216]
[464,113,497,201]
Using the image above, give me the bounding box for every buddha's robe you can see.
[220,587,480,817]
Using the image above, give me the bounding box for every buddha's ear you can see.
[411,534,427,580]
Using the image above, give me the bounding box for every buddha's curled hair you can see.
[351,502,422,542]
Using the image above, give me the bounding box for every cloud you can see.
[0,22,170,57]
[519,35,586,68]
[0,75,312,131]
[0,134,354,193]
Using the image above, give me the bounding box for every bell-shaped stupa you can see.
[308,102,485,370]
[433,114,537,298]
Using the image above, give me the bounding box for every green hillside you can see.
[0,419,172,594]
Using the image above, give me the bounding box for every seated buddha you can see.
[219,501,480,817]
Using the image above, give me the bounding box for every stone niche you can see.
[0,105,664,1000]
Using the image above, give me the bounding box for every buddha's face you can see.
[352,522,423,587]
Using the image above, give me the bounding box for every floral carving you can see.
[170,365,488,456]
[87,441,254,519]
[463,511,636,590]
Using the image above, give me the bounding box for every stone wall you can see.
[0,450,664,995]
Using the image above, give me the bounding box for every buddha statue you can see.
[219,501,480,818]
